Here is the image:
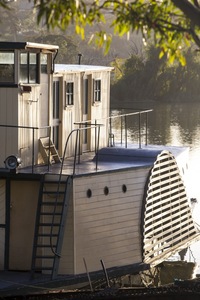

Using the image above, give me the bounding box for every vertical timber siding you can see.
[0,88,18,168]
[19,86,42,166]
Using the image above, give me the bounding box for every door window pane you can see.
[84,79,88,114]
[41,53,47,74]
[29,53,37,83]
[20,52,38,83]
[20,53,28,83]
[66,82,74,106]
[0,51,14,83]
[94,79,101,102]
[53,81,59,119]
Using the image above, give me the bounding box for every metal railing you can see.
[108,109,153,148]
[0,124,51,173]
[0,109,153,174]
[62,122,103,175]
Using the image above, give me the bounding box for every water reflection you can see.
[112,103,200,147]
[111,102,200,273]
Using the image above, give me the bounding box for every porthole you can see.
[122,184,127,193]
[87,189,92,198]
[104,186,109,196]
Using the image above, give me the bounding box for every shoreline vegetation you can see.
[110,46,200,108]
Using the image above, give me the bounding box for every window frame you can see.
[19,51,40,84]
[94,79,101,102]
[0,50,15,86]
[53,80,60,119]
[65,82,74,106]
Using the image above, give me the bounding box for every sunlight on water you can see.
[169,125,181,145]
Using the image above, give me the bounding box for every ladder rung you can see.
[43,145,54,149]
[33,267,53,271]
[38,223,60,226]
[42,191,65,194]
[43,181,66,184]
[38,233,59,237]
[40,212,62,216]
[35,244,56,248]
[41,202,63,205]
[35,255,55,259]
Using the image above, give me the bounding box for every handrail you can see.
[73,109,153,149]
[108,109,153,148]
[0,109,153,174]
[0,124,51,173]
[61,123,103,175]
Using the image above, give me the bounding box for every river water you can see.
[111,101,200,274]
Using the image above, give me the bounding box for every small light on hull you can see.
[4,155,22,173]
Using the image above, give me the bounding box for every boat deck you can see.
[16,144,188,177]
[0,262,149,297]
[0,144,189,297]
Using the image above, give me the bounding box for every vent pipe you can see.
[78,53,82,65]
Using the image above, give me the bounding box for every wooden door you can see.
[9,181,39,270]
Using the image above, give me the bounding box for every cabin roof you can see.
[54,64,114,73]
[0,41,59,51]
[95,145,189,163]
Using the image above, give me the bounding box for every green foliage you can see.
[0,1,9,9]
[110,58,126,82]
[111,46,200,105]
[32,34,78,64]
[30,0,200,64]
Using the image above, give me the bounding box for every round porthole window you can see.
[104,186,109,196]
[122,184,127,193]
[87,189,92,198]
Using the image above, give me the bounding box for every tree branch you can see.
[171,0,200,27]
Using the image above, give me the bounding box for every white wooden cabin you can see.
[0,42,113,169]
[53,64,112,157]
[0,42,58,168]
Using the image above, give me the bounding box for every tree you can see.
[25,0,200,65]
[110,45,200,107]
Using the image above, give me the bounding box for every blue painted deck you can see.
[17,144,188,177]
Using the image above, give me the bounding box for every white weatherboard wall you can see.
[60,72,82,157]
[19,85,41,166]
[89,71,111,150]
[54,66,112,158]
[59,167,150,275]
[0,88,18,167]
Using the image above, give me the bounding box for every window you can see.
[94,79,101,102]
[20,52,38,83]
[0,51,14,83]
[83,78,88,114]
[66,82,74,106]
[40,53,48,74]
[53,81,59,119]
